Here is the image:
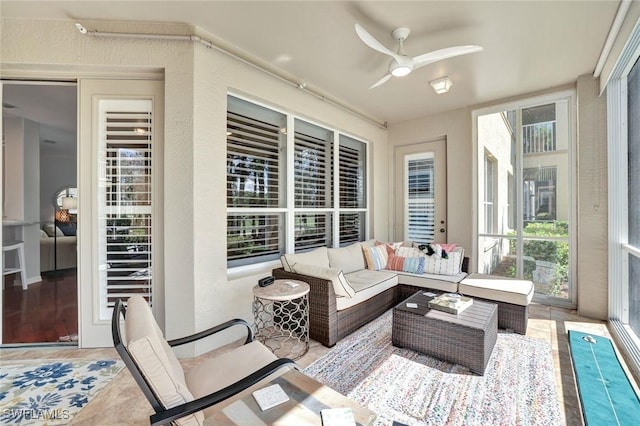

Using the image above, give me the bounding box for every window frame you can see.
[226,93,370,273]
[607,18,640,380]
[472,90,577,307]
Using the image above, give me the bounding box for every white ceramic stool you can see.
[3,240,27,290]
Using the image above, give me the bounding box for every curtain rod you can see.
[74,23,388,130]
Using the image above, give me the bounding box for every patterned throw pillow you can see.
[362,244,389,271]
[423,251,462,275]
[386,254,425,274]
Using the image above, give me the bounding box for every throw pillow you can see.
[361,244,389,271]
[290,263,355,298]
[423,251,462,275]
[42,223,64,237]
[386,254,425,274]
[57,222,77,236]
[395,246,423,258]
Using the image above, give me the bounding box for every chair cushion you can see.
[125,295,203,426]
[185,340,283,418]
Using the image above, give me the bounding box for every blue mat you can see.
[568,330,640,425]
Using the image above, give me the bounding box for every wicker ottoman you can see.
[458,273,534,335]
[392,291,498,375]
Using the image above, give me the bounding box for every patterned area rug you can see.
[304,311,561,426]
[0,359,124,425]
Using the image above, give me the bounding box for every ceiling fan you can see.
[355,23,483,89]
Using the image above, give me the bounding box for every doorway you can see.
[393,139,448,244]
[1,81,78,344]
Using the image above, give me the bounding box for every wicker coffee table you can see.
[392,291,498,375]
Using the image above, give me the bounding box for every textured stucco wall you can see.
[1,18,388,353]
[577,74,608,320]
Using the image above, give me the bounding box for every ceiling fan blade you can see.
[412,45,483,70]
[355,23,404,63]
[369,73,392,89]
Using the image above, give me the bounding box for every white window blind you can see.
[294,119,333,250]
[406,154,435,244]
[227,96,286,267]
[339,135,366,209]
[98,99,153,319]
[294,119,333,208]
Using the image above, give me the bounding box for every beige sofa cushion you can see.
[292,263,355,297]
[327,242,366,273]
[186,341,283,418]
[125,295,203,426]
[337,270,398,311]
[280,247,329,272]
[458,273,534,306]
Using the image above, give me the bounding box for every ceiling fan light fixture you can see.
[391,65,412,77]
[429,76,452,94]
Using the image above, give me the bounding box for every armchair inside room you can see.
[112,296,298,425]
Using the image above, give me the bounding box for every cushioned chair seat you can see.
[186,341,282,417]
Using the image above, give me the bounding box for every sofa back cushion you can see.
[125,295,203,426]
[280,247,329,272]
[291,263,355,298]
[327,243,366,273]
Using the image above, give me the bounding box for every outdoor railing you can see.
[523,121,556,153]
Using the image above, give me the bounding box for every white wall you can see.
[1,18,388,354]
[2,116,41,284]
[388,108,475,268]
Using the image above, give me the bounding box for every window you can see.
[98,99,153,319]
[476,95,573,303]
[226,97,286,268]
[523,166,557,221]
[627,58,640,339]
[606,20,640,385]
[294,119,333,251]
[226,95,369,267]
[405,153,435,243]
[483,152,496,234]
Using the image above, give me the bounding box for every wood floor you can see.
[2,269,78,344]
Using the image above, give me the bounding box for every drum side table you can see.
[252,279,310,360]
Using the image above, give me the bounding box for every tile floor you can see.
[1,304,638,425]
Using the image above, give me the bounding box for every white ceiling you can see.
[1,0,621,125]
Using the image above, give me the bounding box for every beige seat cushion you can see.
[125,295,203,426]
[337,270,398,311]
[185,340,284,418]
[458,273,534,306]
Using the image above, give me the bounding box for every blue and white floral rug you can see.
[0,359,124,425]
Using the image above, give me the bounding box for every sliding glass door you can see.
[476,93,575,304]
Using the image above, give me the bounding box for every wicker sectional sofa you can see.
[273,241,471,347]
